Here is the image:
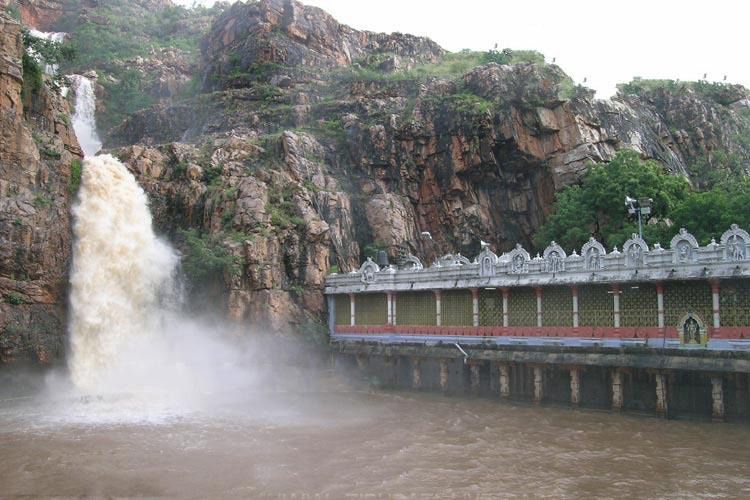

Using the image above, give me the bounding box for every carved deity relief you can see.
[728,235,746,260]
[720,224,750,262]
[623,234,648,268]
[581,237,606,271]
[507,244,530,274]
[542,241,566,273]
[358,257,380,284]
[677,312,707,346]
[670,228,699,265]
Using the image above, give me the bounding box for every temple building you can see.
[325,225,750,421]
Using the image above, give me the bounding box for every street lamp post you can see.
[625,196,653,240]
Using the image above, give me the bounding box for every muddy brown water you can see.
[1,389,749,497]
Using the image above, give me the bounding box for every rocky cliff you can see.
[0,11,82,363]
[2,0,750,359]
[104,0,750,334]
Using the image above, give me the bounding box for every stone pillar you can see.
[327,295,336,335]
[612,284,621,328]
[501,288,510,328]
[498,363,510,399]
[571,286,579,329]
[393,292,398,326]
[411,357,422,390]
[349,293,356,326]
[439,359,449,392]
[384,356,397,386]
[469,361,481,395]
[656,283,665,331]
[711,375,725,422]
[356,353,368,371]
[471,288,480,327]
[533,366,544,404]
[535,287,543,328]
[570,367,581,407]
[386,292,396,325]
[434,290,442,326]
[711,280,721,332]
[655,373,668,417]
[611,369,624,412]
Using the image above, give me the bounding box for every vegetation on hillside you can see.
[20,29,75,105]
[340,48,551,83]
[617,78,748,106]
[534,150,750,251]
[54,0,223,132]
[178,228,240,285]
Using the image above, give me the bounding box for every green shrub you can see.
[178,228,240,284]
[5,292,26,305]
[4,4,21,20]
[34,194,54,208]
[69,159,82,194]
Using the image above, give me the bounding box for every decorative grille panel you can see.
[579,285,614,327]
[664,281,712,327]
[479,289,503,326]
[508,287,536,327]
[442,290,473,326]
[621,284,658,327]
[396,292,437,325]
[355,293,387,325]
[542,286,573,327]
[720,280,750,327]
[334,294,350,325]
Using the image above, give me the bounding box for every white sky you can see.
[174,0,750,98]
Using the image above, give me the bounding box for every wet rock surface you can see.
[0,12,82,364]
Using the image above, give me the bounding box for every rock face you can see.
[0,12,82,364]
[100,0,750,336]
[3,0,750,351]
[201,0,443,91]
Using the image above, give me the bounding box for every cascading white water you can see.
[63,53,258,410]
[66,155,259,404]
[68,155,180,392]
[69,75,102,156]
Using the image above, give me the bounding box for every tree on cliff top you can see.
[535,150,750,251]
[534,150,690,251]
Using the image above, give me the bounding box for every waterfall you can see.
[69,75,102,157]
[67,156,257,400]
[68,155,180,392]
